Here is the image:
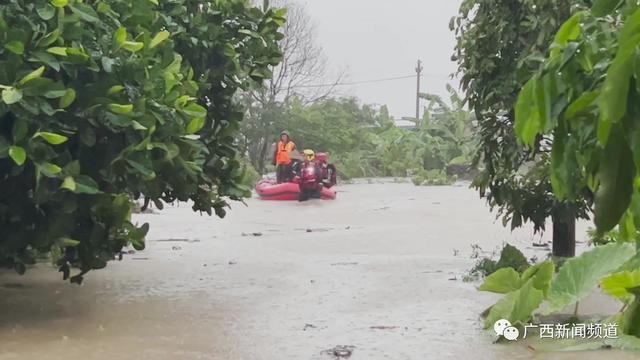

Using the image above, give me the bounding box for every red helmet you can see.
[316,152,328,163]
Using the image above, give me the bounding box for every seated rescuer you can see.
[315,153,337,188]
[298,149,322,201]
[273,130,296,183]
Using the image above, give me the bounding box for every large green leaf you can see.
[485,279,544,329]
[479,268,521,294]
[551,12,582,58]
[598,9,640,144]
[601,270,640,300]
[522,261,555,297]
[515,76,541,146]
[544,243,636,314]
[594,128,636,231]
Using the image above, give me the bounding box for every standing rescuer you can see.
[274,130,296,183]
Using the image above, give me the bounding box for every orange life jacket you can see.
[276,141,296,165]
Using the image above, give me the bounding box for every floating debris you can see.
[302,323,317,331]
[241,232,263,237]
[321,345,355,359]
[331,262,359,266]
[370,325,398,330]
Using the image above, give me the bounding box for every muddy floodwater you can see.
[1,181,638,359]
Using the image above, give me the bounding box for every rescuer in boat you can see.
[273,130,296,184]
[316,152,337,189]
[298,149,323,201]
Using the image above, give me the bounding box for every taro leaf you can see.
[484,279,544,329]
[592,0,623,17]
[8,146,26,165]
[544,242,635,314]
[522,261,555,297]
[601,270,640,300]
[479,268,521,294]
[605,334,640,351]
[594,128,636,231]
[2,88,23,104]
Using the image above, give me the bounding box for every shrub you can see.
[0,0,283,282]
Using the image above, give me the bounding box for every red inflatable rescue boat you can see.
[255,179,336,201]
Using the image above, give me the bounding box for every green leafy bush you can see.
[469,243,530,277]
[0,0,282,282]
[411,169,456,186]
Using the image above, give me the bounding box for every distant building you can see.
[393,117,417,130]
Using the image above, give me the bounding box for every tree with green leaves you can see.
[239,0,341,173]
[0,0,283,282]
[452,0,590,257]
[515,0,640,246]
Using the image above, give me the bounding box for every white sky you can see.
[290,0,463,118]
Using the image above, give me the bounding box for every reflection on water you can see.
[0,182,637,359]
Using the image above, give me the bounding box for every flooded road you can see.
[0,181,637,359]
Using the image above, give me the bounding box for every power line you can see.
[292,73,451,88]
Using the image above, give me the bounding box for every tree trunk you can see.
[552,214,575,257]
[257,138,269,174]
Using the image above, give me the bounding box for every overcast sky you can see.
[290,0,463,118]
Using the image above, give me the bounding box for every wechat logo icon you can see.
[494,319,520,341]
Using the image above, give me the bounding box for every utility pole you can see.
[263,0,269,11]
[415,59,423,123]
